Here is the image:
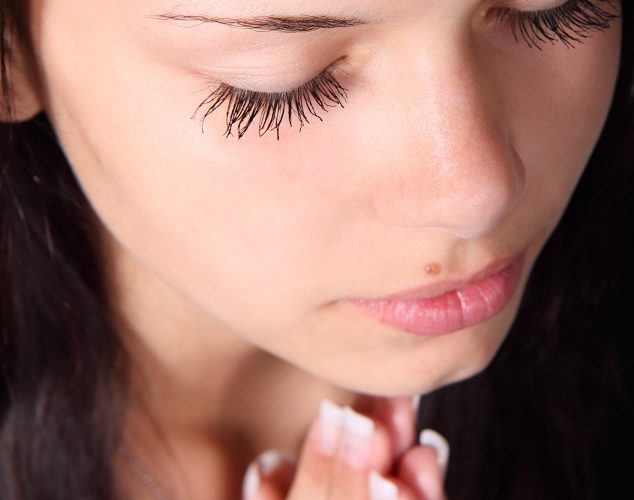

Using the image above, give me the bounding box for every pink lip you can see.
[342,254,525,337]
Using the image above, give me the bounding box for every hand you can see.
[242,396,449,500]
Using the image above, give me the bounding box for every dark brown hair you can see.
[1,1,128,498]
[1,1,633,499]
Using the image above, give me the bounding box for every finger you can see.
[368,471,421,500]
[367,397,418,458]
[283,398,352,498]
[325,404,395,499]
[397,429,450,500]
[287,399,394,499]
[242,450,297,500]
[419,429,449,482]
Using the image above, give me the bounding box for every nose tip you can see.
[439,143,527,239]
[372,137,526,239]
[445,177,523,239]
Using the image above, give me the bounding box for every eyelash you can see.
[193,0,620,140]
[192,67,347,140]
[495,0,620,49]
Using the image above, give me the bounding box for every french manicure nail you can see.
[242,461,260,500]
[419,428,450,477]
[412,394,421,414]
[316,399,345,456]
[369,471,399,500]
[257,450,297,477]
[341,406,375,470]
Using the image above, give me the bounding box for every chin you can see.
[335,318,515,398]
[323,354,495,399]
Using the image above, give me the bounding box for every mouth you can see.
[340,253,525,337]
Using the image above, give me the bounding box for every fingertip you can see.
[398,446,446,500]
[242,460,260,500]
[242,450,297,500]
[418,429,449,479]
[369,470,399,500]
[315,398,345,456]
[373,397,417,458]
[411,394,421,415]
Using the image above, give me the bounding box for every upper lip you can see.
[351,254,523,302]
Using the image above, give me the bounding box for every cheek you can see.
[502,20,622,223]
[53,108,346,335]
[34,3,357,337]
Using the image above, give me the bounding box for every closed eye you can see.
[191,0,620,140]
[494,0,620,49]
[191,64,348,140]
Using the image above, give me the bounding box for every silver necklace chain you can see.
[117,443,170,500]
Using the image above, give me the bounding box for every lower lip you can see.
[343,256,524,337]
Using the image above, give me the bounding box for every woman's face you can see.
[27,0,621,395]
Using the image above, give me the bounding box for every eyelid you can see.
[192,61,349,140]
[205,72,316,95]
[215,61,343,95]
[499,0,567,10]
[191,0,619,140]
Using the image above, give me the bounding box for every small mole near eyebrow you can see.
[151,13,368,33]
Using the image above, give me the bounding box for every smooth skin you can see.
[3,0,622,498]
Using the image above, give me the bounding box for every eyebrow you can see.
[152,13,367,33]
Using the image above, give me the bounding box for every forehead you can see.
[158,0,381,14]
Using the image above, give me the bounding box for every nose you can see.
[371,37,526,239]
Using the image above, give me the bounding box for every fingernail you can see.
[341,406,375,470]
[316,399,345,456]
[242,460,260,500]
[369,471,399,500]
[257,450,297,477]
[419,428,450,477]
[412,394,421,414]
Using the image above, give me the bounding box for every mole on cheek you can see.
[425,263,442,276]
